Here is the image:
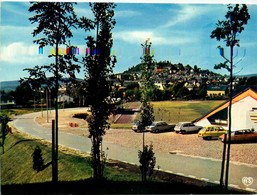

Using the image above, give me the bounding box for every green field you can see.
[111,100,225,129]
[152,100,225,124]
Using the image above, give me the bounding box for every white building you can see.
[58,94,74,103]
[194,88,257,130]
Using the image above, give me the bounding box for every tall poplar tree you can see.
[210,4,250,188]
[79,3,116,179]
[137,39,156,182]
[27,2,79,183]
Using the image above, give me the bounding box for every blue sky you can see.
[1,2,257,81]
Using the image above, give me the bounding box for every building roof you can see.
[194,88,257,123]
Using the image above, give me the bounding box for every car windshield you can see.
[151,122,157,126]
[176,123,183,127]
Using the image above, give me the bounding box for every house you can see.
[154,82,164,90]
[207,85,228,96]
[194,88,257,130]
[58,94,74,103]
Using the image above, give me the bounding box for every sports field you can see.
[151,100,225,124]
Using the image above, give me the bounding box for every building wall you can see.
[230,96,257,129]
[207,90,225,96]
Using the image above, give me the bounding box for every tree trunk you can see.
[225,44,233,189]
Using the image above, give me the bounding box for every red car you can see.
[219,128,257,143]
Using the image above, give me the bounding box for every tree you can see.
[137,39,155,132]
[0,113,11,154]
[12,81,34,107]
[136,39,156,182]
[27,2,79,183]
[32,146,44,172]
[210,4,250,189]
[79,3,116,179]
[138,143,156,182]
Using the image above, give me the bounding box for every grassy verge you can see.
[0,108,52,116]
[0,129,141,186]
[110,123,133,129]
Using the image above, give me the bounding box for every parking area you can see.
[36,109,257,165]
[104,129,257,165]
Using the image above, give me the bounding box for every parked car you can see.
[219,128,257,143]
[132,121,142,132]
[146,121,175,133]
[174,122,202,134]
[198,125,227,140]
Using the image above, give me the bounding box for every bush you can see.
[32,146,44,172]
[138,143,156,182]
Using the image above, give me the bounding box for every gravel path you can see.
[36,109,257,165]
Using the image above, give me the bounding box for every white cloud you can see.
[1,42,44,63]
[115,10,141,18]
[114,30,196,45]
[163,4,221,28]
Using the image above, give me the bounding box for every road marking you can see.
[164,170,174,174]
[200,178,209,181]
[175,153,257,167]
[229,184,239,188]
[245,188,257,192]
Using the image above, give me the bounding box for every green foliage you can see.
[211,4,250,47]
[25,2,80,90]
[138,143,156,182]
[137,39,155,130]
[12,81,34,107]
[246,76,257,85]
[32,146,44,172]
[0,113,11,154]
[80,3,116,180]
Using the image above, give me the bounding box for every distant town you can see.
[1,60,257,108]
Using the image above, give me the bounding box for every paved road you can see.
[13,110,257,193]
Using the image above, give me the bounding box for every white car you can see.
[174,122,202,134]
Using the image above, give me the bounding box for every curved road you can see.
[13,110,257,193]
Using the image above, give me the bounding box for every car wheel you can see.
[156,129,159,133]
[181,130,185,134]
[175,131,179,134]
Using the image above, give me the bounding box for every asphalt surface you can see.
[13,110,257,193]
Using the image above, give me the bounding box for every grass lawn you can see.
[151,100,225,124]
[0,108,51,116]
[110,100,225,129]
[0,129,141,186]
[110,123,134,129]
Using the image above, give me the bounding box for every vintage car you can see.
[174,122,202,134]
[132,121,142,132]
[198,125,227,140]
[146,121,175,133]
[219,128,257,143]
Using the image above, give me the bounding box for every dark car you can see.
[146,121,175,133]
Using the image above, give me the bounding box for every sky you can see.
[1,1,257,81]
